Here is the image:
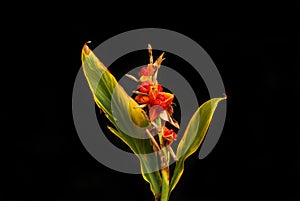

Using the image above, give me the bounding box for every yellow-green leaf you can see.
[81,43,161,197]
[169,97,226,193]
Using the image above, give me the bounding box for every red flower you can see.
[157,84,163,92]
[163,127,177,141]
[156,94,165,101]
[138,82,152,93]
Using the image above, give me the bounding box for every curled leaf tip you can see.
[83,43,91,55]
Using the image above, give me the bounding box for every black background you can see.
[4,3,300,201]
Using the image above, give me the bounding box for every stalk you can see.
[155,118,170,201]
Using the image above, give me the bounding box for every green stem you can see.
[155,118,170,201]
[160,165,170,201]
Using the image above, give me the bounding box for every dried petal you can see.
[147,63,156,76]
[139,75,152,83]
[149,105,165,122]
[159,110,169,121]
[153,52,165,68]
[125,74,140,82]
[148,44,153,64]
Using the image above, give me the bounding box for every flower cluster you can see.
[135,82,174,109]
[127,44,179,150]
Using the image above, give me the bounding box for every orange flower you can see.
[135,95,150,104]
[148,86,174,109]
[163,126,177,141]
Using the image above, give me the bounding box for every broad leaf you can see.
[81,43,161,196]
[169,97,226,193]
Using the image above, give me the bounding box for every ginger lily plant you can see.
[81,42,226,201]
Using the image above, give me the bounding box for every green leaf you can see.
[81,43,161,197]
[81,44,149,128]
[169,97,226,193]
